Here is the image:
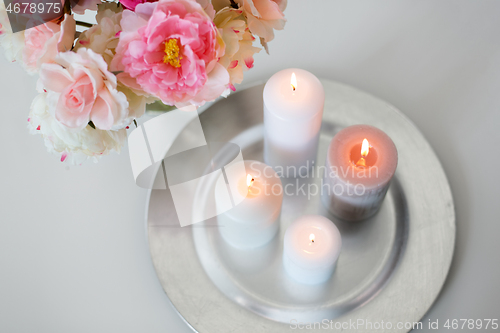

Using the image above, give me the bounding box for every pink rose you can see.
[39,48,130,131]
[111,0,229,108]
[235,0,286,42]
[22,15,75,74]
[23,23,58,73]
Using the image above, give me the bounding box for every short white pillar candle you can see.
[215,160,283,249]
[263,68,325,176]
[283,215,342,284]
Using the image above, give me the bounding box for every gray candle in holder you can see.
[322,124,398,221]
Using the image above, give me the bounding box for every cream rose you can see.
[215,7,261,86]
[235,0,286,42]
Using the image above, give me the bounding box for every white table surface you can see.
[1,1,499,332]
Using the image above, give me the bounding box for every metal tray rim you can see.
[146,79,456,333]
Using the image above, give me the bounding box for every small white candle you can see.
[263,68,325,176]
[215,160,283,249]
[283,215,341,284]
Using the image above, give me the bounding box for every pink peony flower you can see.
[111,0,229,108]
[22,15,75,74]
[119,0,215,18]
[39,48,130,131]
[119,0,157,11]
[235,0,286,42]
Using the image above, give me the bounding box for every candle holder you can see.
[146,80,455,332]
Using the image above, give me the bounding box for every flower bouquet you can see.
[0,0,286,163]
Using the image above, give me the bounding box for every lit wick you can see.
[291,72,297,91]
[246,174,255,188]
[356,138,370,167]
[309,233,315,243]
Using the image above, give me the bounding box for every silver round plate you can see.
[146,80,455,333]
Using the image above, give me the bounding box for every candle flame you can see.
[309,233,315,243]
[246,174,255,187]
[361,138,370,157]
[291,72,297,91]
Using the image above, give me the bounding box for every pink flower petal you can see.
[244,57,254,69]
[229,60,238,69]
[39,64,74,92]
[90,96,114,130]
[57,15,76,53]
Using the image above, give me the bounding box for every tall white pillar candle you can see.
[215,160,283,249]
[263,68,325,177]
[283,215,342,284]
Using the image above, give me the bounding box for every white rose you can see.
[28,93,127,164]
[0,2,25,63]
